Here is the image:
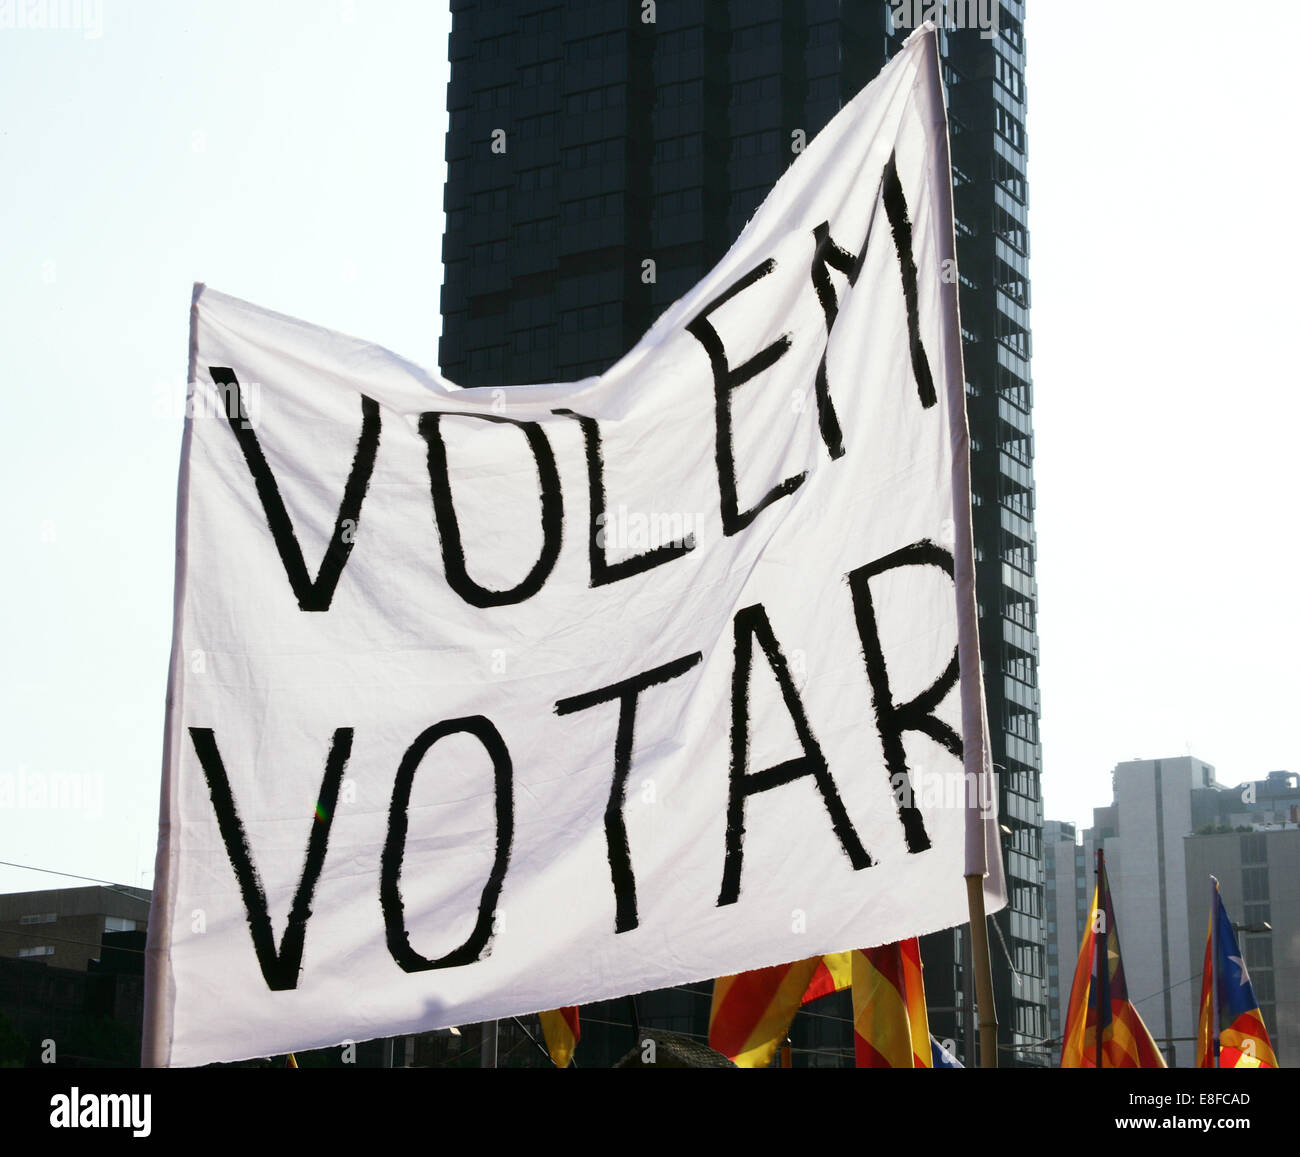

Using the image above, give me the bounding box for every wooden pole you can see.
[965,874,998,1067]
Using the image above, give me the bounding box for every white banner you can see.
[147,26,1003,1067]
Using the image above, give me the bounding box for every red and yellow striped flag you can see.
[538,1007,580,1068]
[709,956,825,1067]
[852,939,931,1068]
[802,951,853,1006]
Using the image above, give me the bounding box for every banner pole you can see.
[1096,850,1108,1070]
[1209,876,1220,1067]
[141,283,205,1069]
[964,875,998,1067]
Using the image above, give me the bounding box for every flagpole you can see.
[1095,850,1108,1070]
[481,1019,498,1068]
[1209,876,1220,1068]
[964,876,998,1067]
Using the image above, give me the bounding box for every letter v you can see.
[189,727,352,991]
[209,367,380,612]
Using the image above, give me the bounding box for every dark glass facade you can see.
[440,0,1043,1066]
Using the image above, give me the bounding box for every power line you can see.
[673,983,858,1028]
[0,860,149,907]
[509,1016,557,1067]
[0,926,145,956]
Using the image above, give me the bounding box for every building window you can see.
[519,60,559,89]
[658,26,702,55]
[514,218,557,246]
[1242,867,1270,905]
[1243,901,1270,927]
[655,80,702,108]
[474,84,512,112]
[808,75,839,102]
[1240,833,1267,864]
[18,946,55,958]
[516,113,557,141]
[471,188,510,215]
[564,85,627,117]
[565,31,621,64]
[807,21,840,48]
[517,167,556,195]
[730,76,780,105]
[19,912,57,925]
[995,53,1024,100]
[518,9,560,39]
[729,130,778,159]
[564,138,625,170]
[104,917,139,933]
[733,22,781,52]
[475,33,511,62]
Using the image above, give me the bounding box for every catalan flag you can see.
[538,1007,580,1069]
[710,945,928,1068]
[1197,877,1278,1068]
[852,938,931,1068]
[709,956,826,1067]
[1060,850,1166,1068]
[802,951,853,1006]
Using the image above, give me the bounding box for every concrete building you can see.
[1185,826,1299,1066]
[1193,770,1300,832]
[0,885,150,973]
[1042,819,1085,1048]
[1068,758,1299,1067]
[0,886,151,1065]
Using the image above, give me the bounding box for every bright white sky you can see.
[1,2,1295,897]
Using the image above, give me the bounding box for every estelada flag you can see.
[1197,877,1278,1068]
[538,1007,580,1069]
[852,938,931,1068]
[1060,851,1166,1068]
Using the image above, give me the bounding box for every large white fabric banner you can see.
[147,26,1004,1067]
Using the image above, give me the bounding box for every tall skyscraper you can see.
[440,0,1043,1065]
